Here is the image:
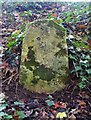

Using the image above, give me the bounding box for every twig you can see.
[2,72,18,84]
[73,61,78,78]
[16,81,19,99]
[2,77,10,84]
[8,72,18,84]
[87,87,91,93]
[87,101,91,107]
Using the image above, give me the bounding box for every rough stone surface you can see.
[20,19,68,93]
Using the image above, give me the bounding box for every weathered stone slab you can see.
[20,19,68,93]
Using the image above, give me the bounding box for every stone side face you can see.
[20,19,68,93]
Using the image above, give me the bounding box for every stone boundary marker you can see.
[20,19,68,93]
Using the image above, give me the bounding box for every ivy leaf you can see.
[69,54,76,60]
[17,111,27,119]
[80,62,90,67]
[78,82,86,89]
[0,104,8,111]
[45,100,55,107]
[86,69,91,74]
[0,112,7,117]
[85,55,90,60]
[75,66,82,71]
[71,66,82,73]
[0,100,5,104]
[14,101,24,105]
[80,76,87,81]
[71,69,76,73]
[4,115,13,119]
